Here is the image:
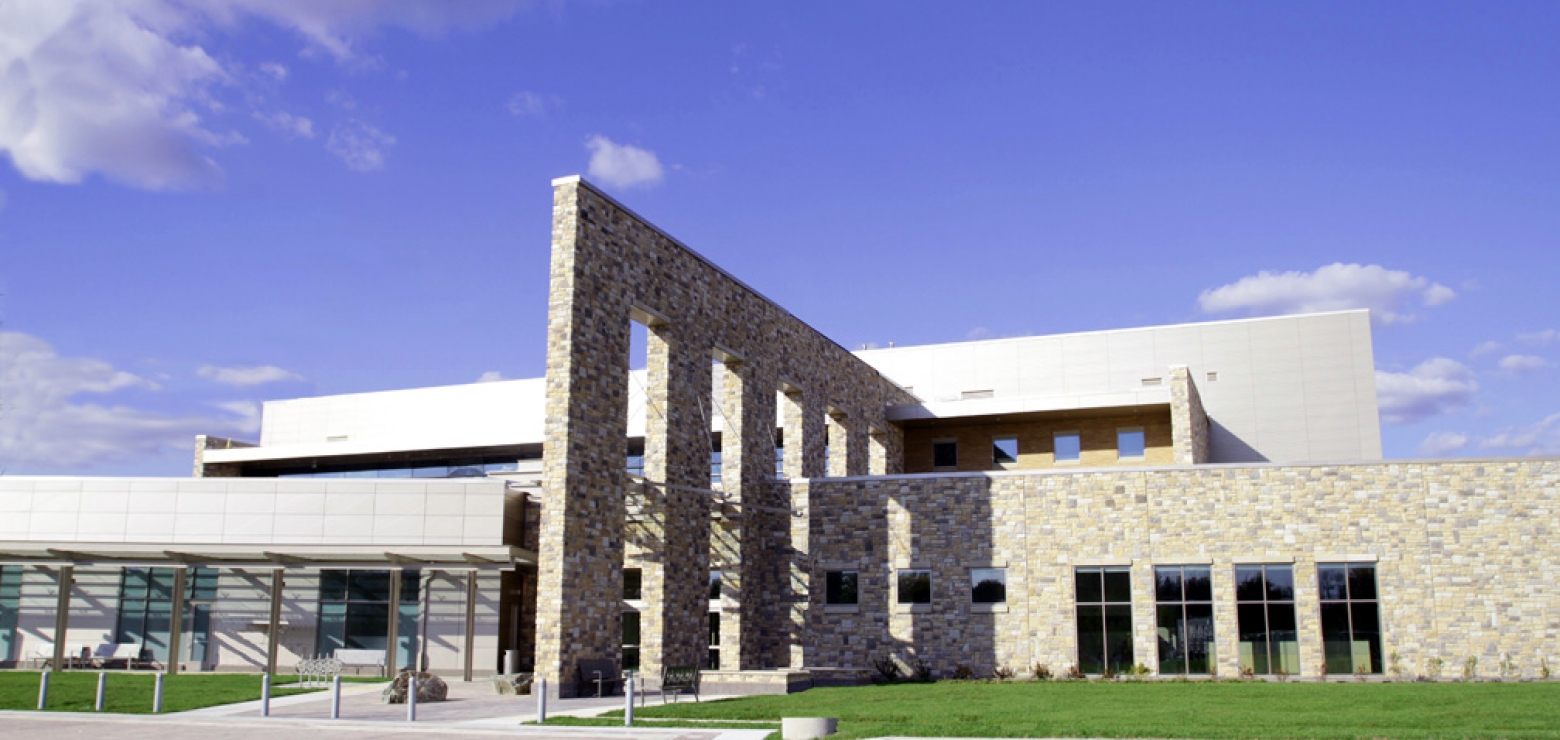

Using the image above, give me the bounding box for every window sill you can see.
[823,604,859,614]
[894,603,933,613]
[970,603,1008,613]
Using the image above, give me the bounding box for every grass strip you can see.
[0,671,330,714]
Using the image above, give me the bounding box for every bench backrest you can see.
[334,649,386,666]
[661,664,699,690]
[95,643,141,659]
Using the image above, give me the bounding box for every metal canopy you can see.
[0,541,535,570]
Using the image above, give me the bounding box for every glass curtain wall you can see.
[1155,565,1214,674]
[116,567,218,663]
[1235,564,1298,675]
[1318,563,1382,674]
[0,567,21,663]
[316,570,420,668]
[1075,566,1133,674]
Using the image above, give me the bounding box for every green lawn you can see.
[582,680,1560,740]
[0,671,339,713]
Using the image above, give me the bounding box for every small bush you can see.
[1541,657,1551,680]
[1030,663,1052,681]
[1464,656,1478,681]
[912,657,933,683]
[1389,652,1404,681]
[1065,665,1085,680]
[872,655,903,682]
[1499,654,1517,680]
[1098,666,1117,682]
[1426,657,1444,680]
[951,665,974,680]
[992,666,1015,681]
[1238,665,1255,680]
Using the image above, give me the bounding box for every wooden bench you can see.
[659,664,700,704]
[334,649,387,676]
[576,658,622,697]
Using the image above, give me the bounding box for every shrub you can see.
[952,665,974,680]
[1030,663,1053,681]
[1499,654,1517,680]
[1065,665,1085,680]
[1426,656,1444,680]
[992,666,1015,680]
[1541,657,1551,680]
[912,657,933,682]
[1238,665,1255,680]
[1464,656,1478,681]
[1389,652,1404,681]
[872,655,903,682]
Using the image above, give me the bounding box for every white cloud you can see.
[1375,358,1477,425]
[1197,263,1456,325]
[1418,431,1469,456]
[508,91,561,118]
[0,1,518,190]
[1517,329,1559,347]
[258,61,288,81]
[1497,354,1549,374]
[1480,413,1560,455]
[197,364,303,386]
[476,370,505,383]
[0,331,253,470]
[1470,340,1502,358]
[253,110,314,139]
[326,119,395,171]
[585,135,664,189]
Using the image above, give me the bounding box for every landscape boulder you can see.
[380,670,448,704]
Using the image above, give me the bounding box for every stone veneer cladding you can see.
[790,458,1558,679]
[537,177,915,695]
[1169,366,1210,465]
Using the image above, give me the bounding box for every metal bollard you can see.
[261,673,272,717]
[153,673,165,714]
[407,674,417,722]
[625,675,635,726]
[330,675,341,719]
[37,671,49,711]
[535,677,547,723]
[95,672,107,711]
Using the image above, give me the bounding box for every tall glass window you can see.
[1075,567,1133,674]
[116,567,218,663]
[0,566,22,663]
[707,612,721,669]
[1318,563,1382,675]
[316,570,420,669]
[709,447,722,488]
[1155,565,1214,675]
[1235,564,1298,675]
[622,611,641,670]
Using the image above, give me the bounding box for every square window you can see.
[1117,427,1145,460]
[971,568,1006,603]
[897,569,932,604]
[623,568,642,601]
[709,571,722,601]
[932,439,958,470]
[992,436,1018,469]
[1054,431,1081,463]
[825,571,858,605]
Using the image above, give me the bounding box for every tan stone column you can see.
[1210,563,1241,677]
[825,411,850,478]
[782,389,826,479]
[715,357,783,670]
[1293,557,1323,678]
[636,325,713,680]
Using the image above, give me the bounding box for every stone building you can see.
[1,177,1554,693]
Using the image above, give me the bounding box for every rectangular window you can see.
[897,569,931,605]
[626,454,644,477]
[116,567,220,664]
[1054,431,1081,463]
[623,568,642,601]
[971,568,1006,604]
[775,443,785,478]
[622,611,640,670]
[316,569,420,670]
[1155,565,1214,675]
[709,446,722,488]
[708,571,722,601]
[932,439,958,470]
[991,436,1018,470]
[1075,567,1133,674]
[1117,427,1146,460]
[1,566,23,663]
[1235,564,1298,675]
[1318,563,1382,675]
[825,571,858,605]
[707,612,721,669]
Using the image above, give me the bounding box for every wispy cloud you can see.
[1497,354,1549,374]
[1479,413,1560,455]
[585,135,664,189]
[1418,431,1469,456]
[1517,329,1559,347]
[1198,263,1455,325]
[508,91,562,118]
[327,120,396,171]
[1470,340,1503,358]
[258,61,289,81]
[1375,358,1477,425]
[253,110,315,139]
[0,331,253,470]
[476,370,505,382]
[198,364,304,386]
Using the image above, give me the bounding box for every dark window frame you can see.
[1075,566,1133,674]
[1154,565,1214,675]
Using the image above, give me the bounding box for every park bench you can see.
[89,642,145,669]
[576,658,622,697]
[334,648,387,676]
[659,664,700,704]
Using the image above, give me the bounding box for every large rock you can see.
[493,672,533,695]
[380,671,449,704]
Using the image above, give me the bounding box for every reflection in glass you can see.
[897,570,932,604]
[1075,567,1132,674]
[1156,565,1214,675]
[826,571,858,605]
[971,568,1006,603]
[1319,563,1382,674]
[1235,564,1297,675]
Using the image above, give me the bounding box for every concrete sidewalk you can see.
[0,712,772,740]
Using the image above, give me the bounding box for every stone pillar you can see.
[782,390,826,479]
[636,324,714,680]
[843,417,870,477]
[868,427,890,476]
[1210,563,1241,677]
[536,181,632,697]
[825,411,850,478]
[714,357,782,670]
[1169,366,1210,465]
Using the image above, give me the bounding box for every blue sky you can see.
[2,1,1557,475]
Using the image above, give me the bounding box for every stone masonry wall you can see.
[792,458,1559,680]
[1169,366,1209,465]
[538,177,916,694]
